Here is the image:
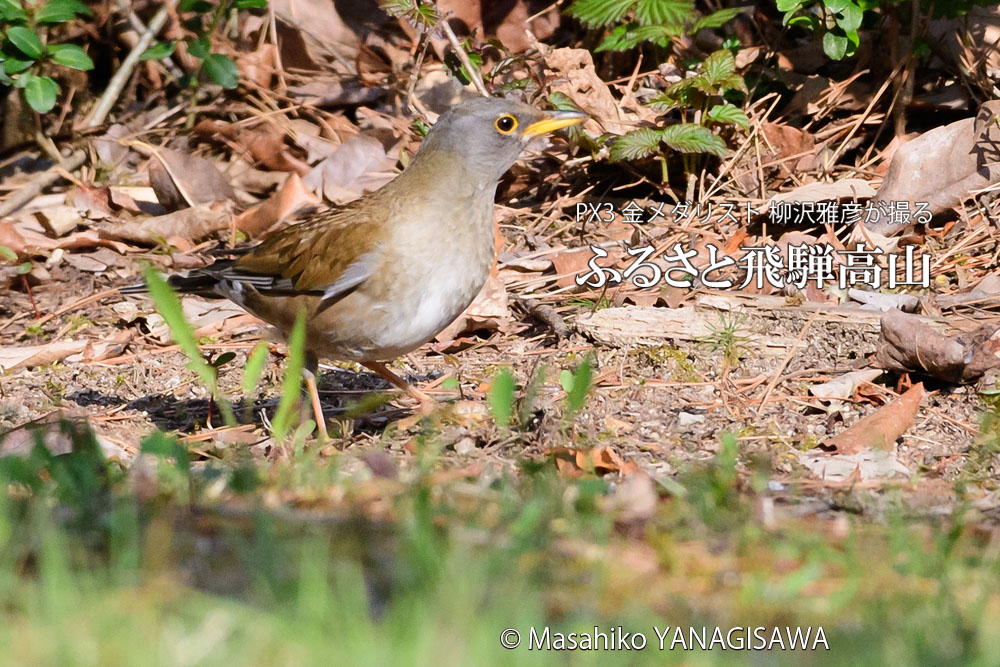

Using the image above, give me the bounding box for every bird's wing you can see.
[223,203,384,302]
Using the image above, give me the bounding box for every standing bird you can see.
[125,97,586,438]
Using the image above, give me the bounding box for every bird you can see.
[125,97,587,438]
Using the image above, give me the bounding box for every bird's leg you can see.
[361,361,435,412]
[304,351,329,441]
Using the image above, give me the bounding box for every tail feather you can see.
[119,261,237,298]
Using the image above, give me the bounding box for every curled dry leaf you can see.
[233,173,322,236]
[870,100,1000,234]
[822,383,925,455]
[875,308,1000,383]
[548,445,639,477]
[148,147,236,211]
[809,368,883,412]
[541,47,647,136]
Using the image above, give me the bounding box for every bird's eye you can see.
[494,114,518,134]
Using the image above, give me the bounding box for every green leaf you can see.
[700,50,736,87]
[776,0,803,11]
[633,0,692,25]
[836,3,863,33]
[0,0,28,23]
[3,57,33,74]
[203,53,239,89]
[23,74,59,113]
[35,0,93,23]
[235,0,269,8]
[690,7,743,34]
[187,36,210,59]
[692,7,743,31]
[705,103,749,130]
[566,0,635,28]
[489,370,516,429]
[47,43,93,70]
[140,40,176,61]
[597,23,681,51]
[16,261,31,275]
[822,31,849,59]
[788,14,820,30]
[179,0,213,12]
[824,0,851,12]
[0,245,17,261]
[609,128,664,161]
[660,123,727,156]
[564,358,592,416]
[6,26,44,60]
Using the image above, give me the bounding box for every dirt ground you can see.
[1,258,987,524]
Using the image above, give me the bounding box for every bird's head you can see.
[412,97,587,184]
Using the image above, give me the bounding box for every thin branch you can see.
[80,0,178,130]
[439,14,489,97]
[0,150,86,218]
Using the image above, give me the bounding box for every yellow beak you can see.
[521,110,588,138]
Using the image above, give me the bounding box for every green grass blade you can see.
[142,266,236,426]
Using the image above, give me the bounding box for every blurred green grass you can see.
[0,421,998,666]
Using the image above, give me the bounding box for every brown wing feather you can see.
[234,200,384,293]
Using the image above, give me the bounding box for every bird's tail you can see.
[119,263,234,298]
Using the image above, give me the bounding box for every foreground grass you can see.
[0,423,998,666]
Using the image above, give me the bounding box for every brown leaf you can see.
[101,201,234,245]
[549,445,639,477]
[196,120,311,175]
[0,221,28,258]
[823,383,925,454]
[148,147,236,211]
[232,173,322,236]
[0,339,89,372]
[236,43,277,88]
[541,47,648,136]
[761,122,818,174]
[302,133,399,204]
[875,309,1000,383]
[870,100,1000,234]
[436,0,560,52]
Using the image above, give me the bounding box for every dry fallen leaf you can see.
[232,173,322,236]
[302,133,399,204]
[875,309,1000,383]
[148,147,236,211]
[823,383,925,454]
[548,445,639,477]
[870,100,1000,234]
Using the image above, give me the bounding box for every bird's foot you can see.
[361,361,437,427]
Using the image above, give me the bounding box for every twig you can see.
[755,310,818,415]
[80,0,177,130]
[124,4,183,78]
[438,14,489,97]
[0,150,86,218]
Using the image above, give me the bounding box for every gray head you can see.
[410,97,587,184]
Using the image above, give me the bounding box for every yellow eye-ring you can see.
[494,114,518,134]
